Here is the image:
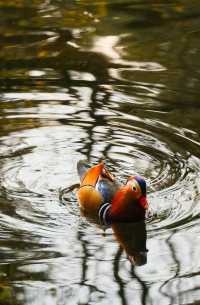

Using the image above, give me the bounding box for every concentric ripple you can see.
[105,115,200,233]
[1,117,199,236]
[1,95,200,305]
[1,0,200,304]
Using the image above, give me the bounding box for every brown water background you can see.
[0,1,200,304]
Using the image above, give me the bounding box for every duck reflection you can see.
[60,183,148,266]
[112,221,147,266]
[81,208,148,266]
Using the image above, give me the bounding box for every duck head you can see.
[99,175,148,224]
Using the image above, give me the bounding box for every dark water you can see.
[0,1,200,304]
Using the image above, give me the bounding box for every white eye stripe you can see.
[130,180,140,192]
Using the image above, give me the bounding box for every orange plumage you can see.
[77,160,148,224]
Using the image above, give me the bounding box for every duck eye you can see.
[132,185,137,192]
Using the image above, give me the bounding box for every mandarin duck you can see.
[77,160,148,225]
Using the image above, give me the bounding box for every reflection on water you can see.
[0,0,200,304]
[112,221,147,266]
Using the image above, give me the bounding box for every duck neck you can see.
[98,188,146,225]
[98,202,145,226]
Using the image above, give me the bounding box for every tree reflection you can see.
[76,229,105,304]
[159,234,180,305]
[113,248,127,305]
[1,0,200,304]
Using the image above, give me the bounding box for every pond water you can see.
[0,1,200,304]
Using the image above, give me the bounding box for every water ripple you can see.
[1,1,200,304]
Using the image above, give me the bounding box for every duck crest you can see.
[134,176,147,196]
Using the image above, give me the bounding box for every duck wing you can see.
[96,178,120,204]
[77,160,120,204]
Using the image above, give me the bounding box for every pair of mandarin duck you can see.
[77,160,148,225]
[76,160,148,265]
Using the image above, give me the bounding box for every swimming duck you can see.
[77,160,148,225]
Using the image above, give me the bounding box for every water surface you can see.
[0,1,200,304]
